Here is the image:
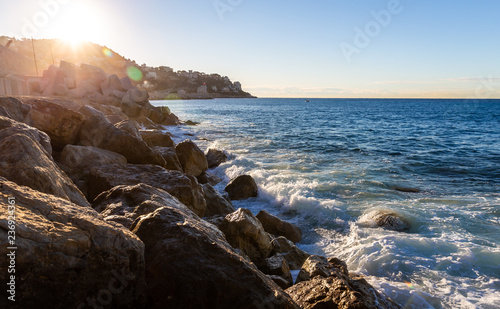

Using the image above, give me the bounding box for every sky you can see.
[2,0,500,98]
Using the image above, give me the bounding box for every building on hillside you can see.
[0,43,38,96]
[234,81,242,91]
[197,84,207,94]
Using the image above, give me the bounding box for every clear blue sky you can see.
[2,0,500,98]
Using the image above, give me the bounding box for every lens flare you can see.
[103,48,113,58]
[127,66,143,81]
[404,281,415,289]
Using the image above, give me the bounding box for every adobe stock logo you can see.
[213,0,243,21]
[340,0,409,64]
[9,0,70,38]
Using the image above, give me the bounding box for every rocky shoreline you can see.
[0,63,401,308]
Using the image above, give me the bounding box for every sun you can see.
[46,1,104,47]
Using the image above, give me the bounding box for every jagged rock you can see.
[140,130,174,147]
[219,208,273,262]
[121,101,142,118]
[131,206,299,309]
[0,118,89,207]
[202,183,236,217]
[24,99,85,150]
[122,87,149,105]
[0,97,31,122]
[0,178,146,309]
[78,115,166,168]
[135,116,161,130]
[153,147,183,171]
[197,171,223,186]
[175,139,208,177]
[161,112,180,126]
[286,256,401,309]
[268,275,292,290]
[224,175,258,200]
[88,164,206,217]
[149,109,164,124]
[93,184,186,229]
[108,74,125,92]
[257,210,302,243]
[360,209,411,232]
[258,255,293,289]
[0,116,52,155]
[271,236,310,270]
[59,145,127,177]
[78,105,107,119]
[206,148,227,168]
[184,120,199,126]
[120,76,134,91]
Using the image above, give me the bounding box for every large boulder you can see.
[122,87,149,105]
[93,184,186,229]
[224,175,258,200]
[78,115,166,167]
[257,210,302,243]
[88,164,206,217]
[175,139,208,176]
[115,120,142,140]
[271,236,310,270]
[140,130,174,147]
[131,205,299,309]
[197,171,223,186]
[206,148,227,168]
[0,116,52,155]
[287,255,401,309]
[219,208,273,262]
[202,183,236,217]
[0,178,146,309]
[258,255,293,289]
[0,97,31,122]
[0,117,89,207]
[153,147,183,171]
[24,99,85,150]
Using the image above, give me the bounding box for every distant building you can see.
[234,81,242,91]
[146,71,157,79]
[159,66,173,73]
[197,84,207,94]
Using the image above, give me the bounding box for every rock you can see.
[295,255,347,284]
[148,109,164,124]
[24,99,85,150]
[268,275,292,290]
[131,206,298,309]
[224,175,258,200]
[0,116,52,156]
[122,87,149,105]
[359,209,411,232]
[108,74,125,91]
[0,97,31,122]
[140,130,174,147]
[257,210,302,243]
[78,105,107,119]
[121,101,142,118]
[0,178,146,309]
[219,208,273,262]
[59,60,77,79]
[206,148,228,168]
[93,183,186,229]
[258,255,293,289]
[0,106,12,119]
[88,164,206,217]
[153,147,183,171]
[392,186,421,193]
[0,118,89,207]
[185,120,199,126]
[161,112,180,126]
[78,115,167,167]
[135,116,160,130]
[175,139,208,177]
[202,183,236,217]
[197,171,223,186]
[286,275,401,309]
[115,120,142,140]
[120,76,134,91]
[271,236,310,270]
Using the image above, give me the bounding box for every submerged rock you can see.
[131,205,299,308]
[0,178,146,309]
[360,209,411,232]
[88,163,206,217]
[257,210,302,243]
[224,175,258,200]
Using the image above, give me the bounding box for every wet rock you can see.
[175,139,208,177]
[24,99,85,150]
[140,130,174,147]
[0,178,146,309]
[219,208,273,262]
[295,255,348,284]
[161,112,180,126]
[271,236,310,270]
[131,206,298,309]
[184,120,199,126]
[0,118,89,207]
[392,186,421,193]
[202,183,236,217]
[206,148,227,168]
[153,147,183,171]
[257,210,302,243]
[78,115,166,168]
[258,255,293,289]
[0,97,31,122]
[88,164,206,217]
[224,175,258,200]
[93,183,186,229]
[360,209,411,232]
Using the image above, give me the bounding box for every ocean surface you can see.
[152,98,500,309]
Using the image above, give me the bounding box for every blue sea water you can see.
[152,98,500,309]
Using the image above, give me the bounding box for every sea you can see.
[152,98,500,309]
